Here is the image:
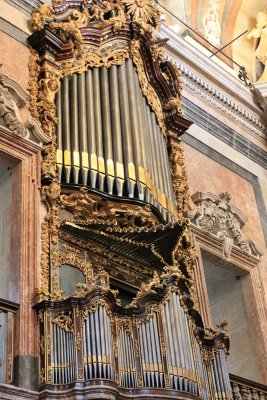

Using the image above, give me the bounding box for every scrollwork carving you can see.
[189,191,262,259]
[60,187,161,231]
[52,312,74,333]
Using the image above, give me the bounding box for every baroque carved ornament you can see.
[189,191,262,259]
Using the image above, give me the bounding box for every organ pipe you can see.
[56,61,178,221]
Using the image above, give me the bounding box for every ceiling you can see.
[159,0,266,82]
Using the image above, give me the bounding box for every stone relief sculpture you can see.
[203,0,221,47]
[248,9,267,82]
[0,73,49,145]
[189,191,262,259]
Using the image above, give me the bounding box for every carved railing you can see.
[35,271,232,399]
[0,299,18,384]
[230,374,267,400]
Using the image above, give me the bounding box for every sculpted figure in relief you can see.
[248,10,267,82]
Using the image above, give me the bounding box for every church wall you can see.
[0,31,30,91]
[183,139,267,383]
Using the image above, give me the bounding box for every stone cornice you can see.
[4,0,41,16]
[160,24,266,140]
[182,99,267,169]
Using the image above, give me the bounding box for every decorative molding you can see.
[0,384,38,399]
[182,98,267,170]
[253,82,267,120]
[5,0,42,16]
[189,191,262,260]
[167,55,266,139]
[0,73,50,146]
[160,24,266,140]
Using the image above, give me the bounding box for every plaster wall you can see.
[0,31,30,91]
[203,252,260,382]
[0,160,12,301]
[184,141,267,382]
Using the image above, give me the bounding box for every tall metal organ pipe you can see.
[56,60,177,221]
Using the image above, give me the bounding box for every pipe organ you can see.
[29,0,233,398]
[36,273,232,399]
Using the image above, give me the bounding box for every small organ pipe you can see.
[60,326,64,383]
[106,310,113,380]
[140,323,148,386]
[62,77,71,183]
[83,323,87,380]
[174,294,187,375]
[123,331,130,387]
[134,66,149,196]
[164,300,176,385]
[109,65,124,196]
[67,331,71,383]
[95,307,102,377]
[168,293,181,377]
[99,306,105,377]
[118,63,135,197]
[92,68,105,191]
[216,352,226,398]
[90,312,97,377]
[150,112,164,209]
[70,74,80,184]
[147,318,157,387]
[103,308,110,379]
[56,93,63,182]
[146,107,160,206]
[118,332,124,387]
[152,115,166,210]
[152,313,163,387]
[85,69,97,188]
[220,351,232,394]
[63,329,67,383]
[139,90,153,205]
[100,68,114,194]
[87,317,93,379]
[78,73,89,185]
[52,323,56,383]
[212,357,220,398]
[126,59,144,200]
